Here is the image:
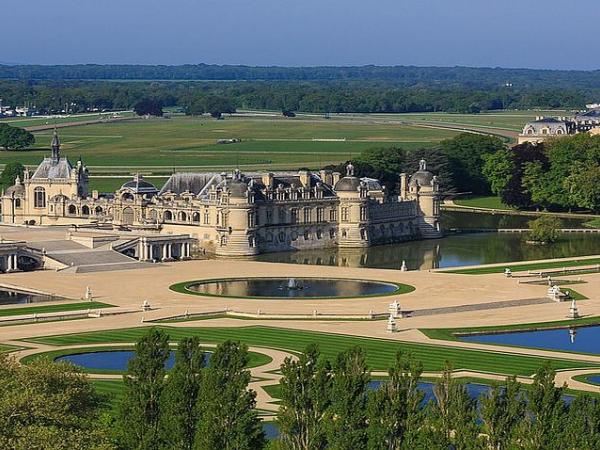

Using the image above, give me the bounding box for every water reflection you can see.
[0,289,58,305]
[459,325,600,355]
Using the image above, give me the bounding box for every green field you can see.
[3,115,459,170]
[0,301,114,317]
[23,325,599,376]
[453,195,512,210]
[0,112,134,128]
[88,176,169,193]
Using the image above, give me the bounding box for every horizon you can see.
[5,0,600,71]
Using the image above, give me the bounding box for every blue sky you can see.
[4,0,599,69]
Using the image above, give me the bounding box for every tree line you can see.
[3,328,600,450]
[0,79,593,116]
[483,134,600,212]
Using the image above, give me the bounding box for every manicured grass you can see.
[0,301,114,318]
[92,379,124,412]
[444,257,600,274]
[170,277,415,300]
[453,196,512,210]
[0,112,135,128]
[2,115,459,170]
[421,315,600,342]
[22,325,600,376]
[21,345,272,374]
[0,344,20,353]
[584,218,600,229]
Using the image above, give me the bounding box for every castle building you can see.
[0,132,442,257]
[518,107,600,144]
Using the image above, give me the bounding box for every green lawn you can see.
[22,325,600,376]
[3,115,459,170]
[0,344,20,353]
[92,379,124,413]
[584,218,600,229]
[453,196,512,210]
[0,301,114,317]
[444,257,600,275]
[88,177,169,193]
[0,112,135,128]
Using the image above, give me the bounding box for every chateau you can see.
[0,130,442,257]
[518,107,600,144]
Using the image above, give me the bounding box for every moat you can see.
[255,211,600,270]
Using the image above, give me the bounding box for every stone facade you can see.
[0,132,442,257]
[518,107,600,144]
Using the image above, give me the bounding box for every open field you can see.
[88,176,169,192]
[0,111,134,128]
[0,301,114,318]
[23,325,599,376]
[444,257,600,274]
[4,115,461,170]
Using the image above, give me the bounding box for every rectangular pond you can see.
[0,288,59,306]
[458,325,600,355]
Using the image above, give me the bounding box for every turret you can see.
[51,128,60,165]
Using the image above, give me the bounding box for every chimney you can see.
[319,169,333,185]
[261,172,274,189]
[298,170,311,187]
[399,173,408,198]
[332,171,341,186]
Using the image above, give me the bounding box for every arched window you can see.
[192,212,200,222]
[95,206,103,215]
[81,205,90,216]
[122,192,134,201]
[149,209,158,221]
[68,205,77,215]
[34,187,46,208]
[164,211,173,221]
[179,211,187,222]
[122,207,135,225]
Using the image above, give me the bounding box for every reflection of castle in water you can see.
[255,239,442,270]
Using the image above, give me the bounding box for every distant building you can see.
[518,107,600,144]
[0,131,442,257]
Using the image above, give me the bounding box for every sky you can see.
[3,0,599,70]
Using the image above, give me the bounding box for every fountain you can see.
[286,278,303,290]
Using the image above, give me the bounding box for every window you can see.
[95,206,103,215]
[341,207,349,222]
[68,205,77,215]
[304,230,310,240]
[290,208,298,224]
[81,205,90,216]
[14,199,21,208]
[248,211,255,227]
[179,211,187,222]
[360,206,367,221]
[329,209,337,222]
[192,212,200,222]
[164,211,173,221]
[266,209,273,224]
[316,207,324,223]
[203,209,210,224]
[34,187,46,208]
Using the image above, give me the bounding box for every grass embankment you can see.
[22,325,600,377]
[584,218,600,229]
[0,301,114,318]
[21,346,272,374]
[444,257,600,275]
[452,196,512,210]
[421,315,600,341]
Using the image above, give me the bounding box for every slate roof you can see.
[31,157,72,180]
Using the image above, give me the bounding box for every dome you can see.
[120,174,158,195]
[5,184,24,197]
[409,159,434,187]
[228,180,248,198]
[334,176,361,192]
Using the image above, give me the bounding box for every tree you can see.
[133,98,164,116]
[159,337,205,450]
[405,147,455,194]
[0,161,25,189]
[564,163,600,212]
[277,344,332,450]
[117,328,170,450]
[559,395,600,450]
[428,362,482,450]
[527,215,562,243]
[440,133,505,195]
[195,340,265,450]
[326,347,370,450]
[0,353,113,450]
[0,123,35,150]
[366,351,423,450]
[203,95,236,118]
[519,363,567,450]
[480,376,525,450]
[185,97,205,116]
